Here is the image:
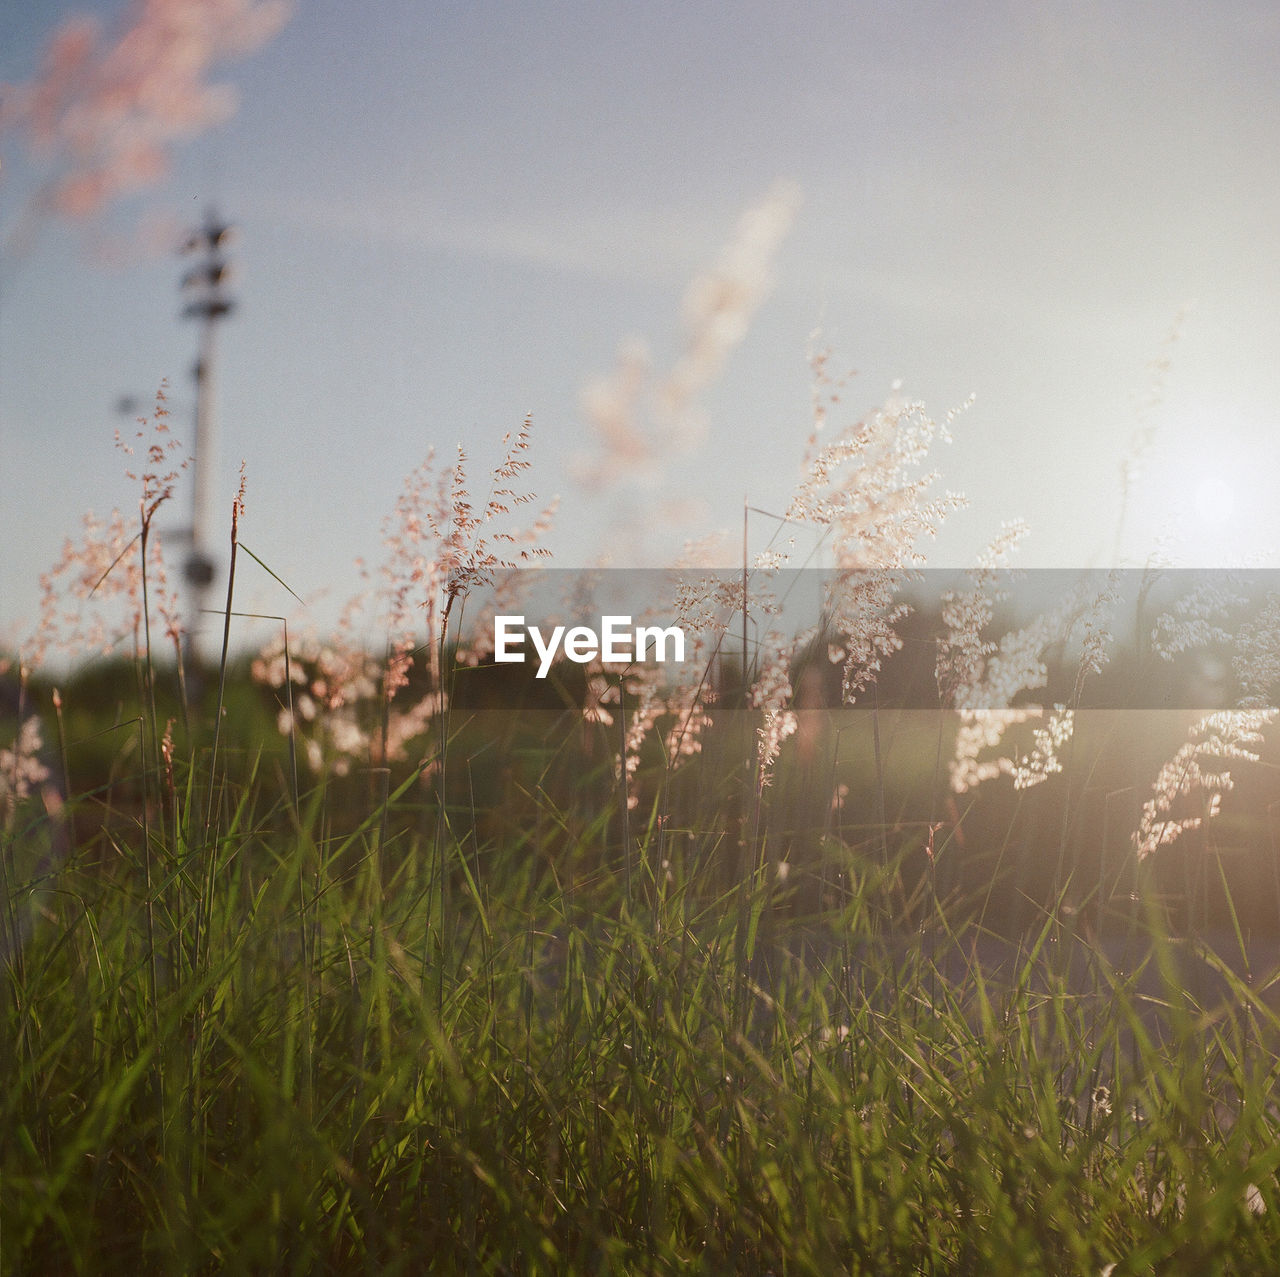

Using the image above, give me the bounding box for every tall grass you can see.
[5,216,1280,1270]
[4,642,1280,1273]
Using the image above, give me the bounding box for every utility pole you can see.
[178,209,235,672]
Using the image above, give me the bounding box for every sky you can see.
[4,0,1280,660]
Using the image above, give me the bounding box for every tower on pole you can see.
[178,209,236,671]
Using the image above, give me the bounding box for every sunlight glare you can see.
[1194,476,1235,527]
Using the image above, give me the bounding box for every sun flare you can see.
[1194,475,1236,527]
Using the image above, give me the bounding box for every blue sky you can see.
[5,0,1280,656]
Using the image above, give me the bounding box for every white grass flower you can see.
[1132,708,1275,859]
[663,683,712,763]
[574,181,800,491]
[1,717,50,821]
[582,673,617,727]
[28,390,185,669]
[1012,705,1074,791]
[2,0,291,242]
[1234,591,1280,706]
[935,521,1027,707]
[1150,574,1248,661]
[950,707,1035,794]
[949,577,1109,794]
[784,371,971,705]
[750,630,799,789]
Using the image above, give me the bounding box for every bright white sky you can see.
[4,0,1280,656]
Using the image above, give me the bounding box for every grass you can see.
[5,648,1280,1275]
[5,336,1279,1271]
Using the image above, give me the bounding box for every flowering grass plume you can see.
[788,357,968,704]
[27,387,185,669]
[935,522,1028,708]
[1,716,50,824]
[1234,590,1280,707]
[948,577,1110,795]
[581,565,733,805]
[1149,572,1250,661]
[574,180,801,492]
[1011,704,1074,791]
[750,628,799,791]
[1,0,291,251]
[1132,708,1275,860]
[253,421,556,773]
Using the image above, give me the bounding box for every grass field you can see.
[5,387,1280,1275]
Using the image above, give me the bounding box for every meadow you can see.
[5,372,1280,1276]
